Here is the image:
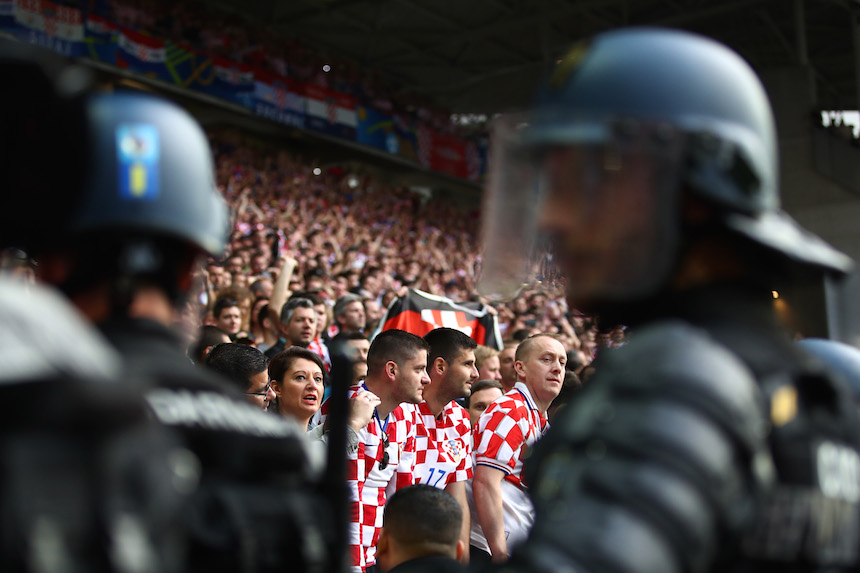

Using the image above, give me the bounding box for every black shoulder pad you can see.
[608,320,770,453]
[520,321,775,573]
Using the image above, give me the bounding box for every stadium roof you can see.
[210,0,860,114]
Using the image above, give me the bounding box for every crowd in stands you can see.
[186,129,622,377]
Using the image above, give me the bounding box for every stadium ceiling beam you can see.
[372,0,621,64]
[376,0,768,65]
[404,59,545,98]
[752,5,844,102]
[272,0,376,26]
[279,0,480,88]
[379,0,535,65]
[646,0,770,25]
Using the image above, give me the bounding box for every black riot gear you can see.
[0,44,346,573]
[480,28,860,573]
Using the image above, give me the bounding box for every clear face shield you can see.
[478,113,687,305]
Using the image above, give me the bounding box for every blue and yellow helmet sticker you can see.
[116,124,160,200]
[550,41,590,91]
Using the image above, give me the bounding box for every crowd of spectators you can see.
[186,128,623,375]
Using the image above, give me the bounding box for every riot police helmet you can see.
[479,27,851,305]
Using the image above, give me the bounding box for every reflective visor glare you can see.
[479,116,685,303]
[478,116,545,301]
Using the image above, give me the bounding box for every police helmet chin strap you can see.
[109,239,195,321]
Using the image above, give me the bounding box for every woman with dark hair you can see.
[269,346,380,435]
[268,346,327,429]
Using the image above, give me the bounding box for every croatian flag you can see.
[12,0,84,56]
[304,84,357,140]
[205,56,255,108]
[116,27,168,79]
[253,69,305,129]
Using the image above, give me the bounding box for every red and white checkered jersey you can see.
[308,336,331,371]
[473,382,549,490]
[315,384,417,572]
[413,400,473,488]
[471,382,551,554]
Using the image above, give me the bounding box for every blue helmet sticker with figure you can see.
[116,124,160,200]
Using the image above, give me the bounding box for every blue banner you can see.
[357,106,398,153]
[195,55,255,109]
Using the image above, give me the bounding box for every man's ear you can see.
[385,360,398,381]
[433,356,447,376]
[514,359,526,381]
[455,539,465,562]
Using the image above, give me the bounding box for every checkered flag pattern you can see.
[473,383,549,490]
[314,385,418,571]
[413,400,474,488]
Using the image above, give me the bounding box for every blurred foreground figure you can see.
[480,28,860,573]
[1,43,342,573]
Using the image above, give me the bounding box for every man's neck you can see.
[423,382,450,418]
[363,376,397,420]
[520,381,550,416]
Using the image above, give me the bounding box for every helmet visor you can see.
[478,114,686,304]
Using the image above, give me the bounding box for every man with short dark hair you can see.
[464,380,504,428]
[313,329,431,572]
[189,324,231,365]
[204,342,274,411]
[418,328,478,561]
[264,297,317,359]
[212,296,242,337]
[376,485,465,573]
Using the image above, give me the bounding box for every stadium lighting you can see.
[322,64,331,73]
[313,168,322,175]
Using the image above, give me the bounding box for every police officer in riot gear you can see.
[480,28,860,572]
[0,44,192,573]
[1,45,344,572]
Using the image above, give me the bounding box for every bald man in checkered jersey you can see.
[416,328,480,563]
[471,333,566,563]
